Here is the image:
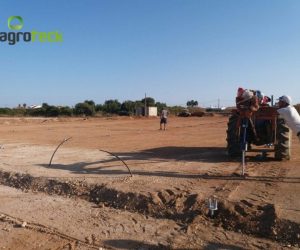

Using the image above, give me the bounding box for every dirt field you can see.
[0,115,299,249]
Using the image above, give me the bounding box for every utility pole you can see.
[144,93,147,116]
[218,98,220,109]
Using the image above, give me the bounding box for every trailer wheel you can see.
[226,114,242,157]
[275,119,291,160]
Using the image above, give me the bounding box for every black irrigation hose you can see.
[48,138,132,177]
[48,137,72,167]
[99,149,133,177]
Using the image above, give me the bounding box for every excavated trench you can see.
[213,201,300,246]
[0,170,299,247]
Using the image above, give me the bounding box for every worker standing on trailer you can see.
[236,88,259,117]
[277,95,300,141]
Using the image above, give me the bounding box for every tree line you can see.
[1,98,299,117]
[0,97,170,117]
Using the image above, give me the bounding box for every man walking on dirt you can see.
[277,95,300,141]
[160,108,169,130]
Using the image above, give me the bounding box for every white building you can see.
[145,106,157,116]
[135,107,157,116]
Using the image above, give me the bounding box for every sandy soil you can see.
[0,116,299,249]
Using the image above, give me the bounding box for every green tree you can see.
[134,101,143,108]
[102,99,121,114]
[95,104,103,112]
[155,102,167,114]
[26,108,45,117]
[187,100,198,107]
[74,102,95,116]
[42,103,50,110]
[84,100,95,108]
[121,100,136,115]
[141,97,155,107]
[46,106,60,117]
[59,106,73,116]
[0,108,12,115]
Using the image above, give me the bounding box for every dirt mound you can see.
[1,169,299,247]
[0,170,202,223]
[214,200,300,246]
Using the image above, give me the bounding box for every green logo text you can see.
[0,16,63,45]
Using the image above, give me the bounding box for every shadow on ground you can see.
[203,242,245,250]
[35,146,300,183]
[103,239,168,249]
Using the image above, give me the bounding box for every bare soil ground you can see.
[0,116,299,249]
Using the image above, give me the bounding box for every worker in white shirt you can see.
[277,95,300,141]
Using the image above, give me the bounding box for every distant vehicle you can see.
[118,110,130,116]
[206,107,226,112]
[178,109,191,117]
[28,105,42,109]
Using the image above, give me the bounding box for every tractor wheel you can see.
[275,119,291,160]
[226,114,241,157]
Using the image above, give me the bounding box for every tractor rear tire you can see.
[275,119,291,160]
[226,114,241,157]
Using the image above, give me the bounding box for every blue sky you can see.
[0,0,300,107]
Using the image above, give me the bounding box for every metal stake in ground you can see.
[99,149,133,177]
[241,118,249,176]
[208,197,218,217]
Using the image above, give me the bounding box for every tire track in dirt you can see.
[208,159,300,247]
[183,157,300,247]
[228,159,288,205]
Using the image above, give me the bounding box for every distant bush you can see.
[24,103,73,117]
[25,108,45,116]
[74,102,95,116]
[46,106,60,117]
[95,104,103,112]
[168,106,185,116]
[102,99,121,114]
[155,102,167,114]
[0,108,13,116]
[120,100,135,115]
[0,108,27,116]
[58,106,73,116]
[12,108,27,116]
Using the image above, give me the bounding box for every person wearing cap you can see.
[277,95,300,141]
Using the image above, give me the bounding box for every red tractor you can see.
[226,89,291,161]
